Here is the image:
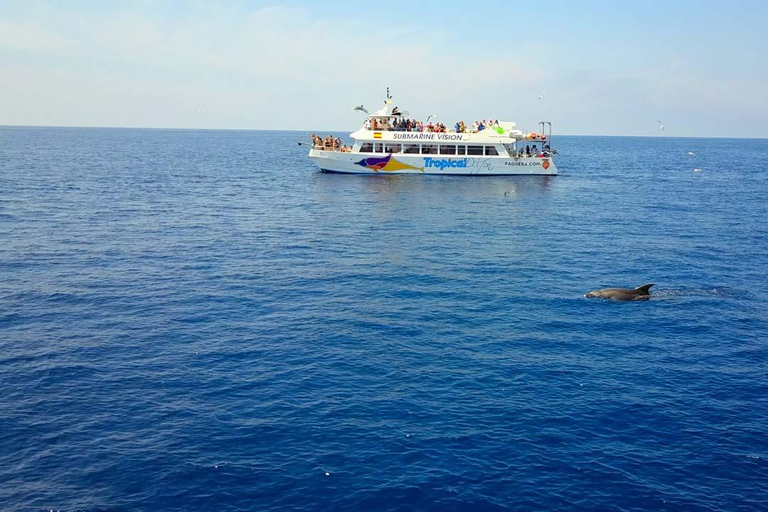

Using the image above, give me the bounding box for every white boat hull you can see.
[309,149,557,176]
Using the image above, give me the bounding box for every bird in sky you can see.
[353,105,369,114]
[657,120,665,131]
[538,94,544,101]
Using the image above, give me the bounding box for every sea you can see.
[1,127,767,511]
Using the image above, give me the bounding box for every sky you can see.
[1,0,767,137]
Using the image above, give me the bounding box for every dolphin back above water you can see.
[585,283,655,301]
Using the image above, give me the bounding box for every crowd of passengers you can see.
[519,144,552,157]
[455,119,501,133]
[311,133,351,152]
[365,111,503,134]
[366,117,450,133]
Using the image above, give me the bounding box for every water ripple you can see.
[1,128,767,511]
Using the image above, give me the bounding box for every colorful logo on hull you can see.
[424,157,468,170]
[542,160,550,170]
[355,154,424,172]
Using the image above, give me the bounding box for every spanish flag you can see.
[373,132,382,139]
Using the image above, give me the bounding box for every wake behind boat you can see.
[308,90,557,176]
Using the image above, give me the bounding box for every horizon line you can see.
[1,124,766,140]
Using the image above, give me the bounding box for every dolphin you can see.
[585,283,654,301]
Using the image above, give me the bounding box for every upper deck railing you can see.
[312,144,352,152]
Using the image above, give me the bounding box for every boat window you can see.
[456,146,466,155]
[439,145,456,155]
[485,146,499,156]
[375,143,384,153]
[403,144,420,154]
[421,144,438,155]
[467,145,484,155]
[360,143,373,153]
[385,144,402,154]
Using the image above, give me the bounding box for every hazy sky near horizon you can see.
[2,0,767,136]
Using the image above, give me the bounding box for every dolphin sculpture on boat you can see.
[585,283,654,301]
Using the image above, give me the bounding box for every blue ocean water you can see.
[1,126,767,511]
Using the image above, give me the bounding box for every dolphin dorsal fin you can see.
[635,283,655,295]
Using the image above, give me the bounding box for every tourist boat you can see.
[308,91,557,175]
